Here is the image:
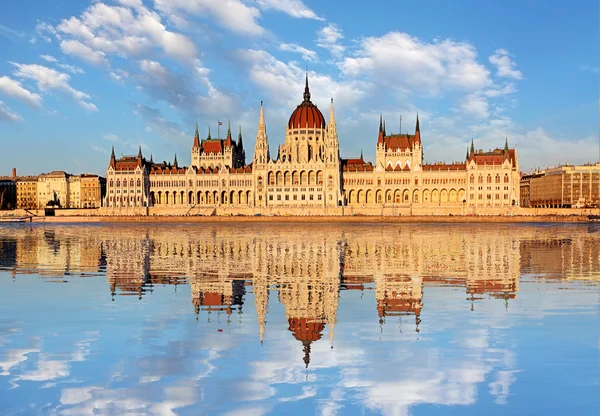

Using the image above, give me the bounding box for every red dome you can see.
[288,74,325,129]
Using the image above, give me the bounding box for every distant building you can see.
[80,174,105,208]
[37,170,106,209]
[16,176,39,209]
[522,163,600,208]
[0,168,18,210]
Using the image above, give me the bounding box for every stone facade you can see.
[104,76,520,215]
[16,177,38,209]
[522,163,600,208]
[80,174,105,208]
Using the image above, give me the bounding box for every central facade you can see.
[104,76,520,214]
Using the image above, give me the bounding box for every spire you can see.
[504,137,509,152]
[207,126,211,140]
[303,71,311,102]
[138,145,142,159]
[470,138,475,156]
[377,114,384,144]
[259,101,265,126]
[466,147,470,161]
[329,98,335,125]
[225,120,232,147]
[150,154,153,163]
[109,146,116,168]
[173,154,178,168]
[237,125,243,148]
[193,121,200,148]
[413,113,421,145]
[360,149,363,160]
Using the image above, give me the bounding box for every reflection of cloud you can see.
[489,370,519,404]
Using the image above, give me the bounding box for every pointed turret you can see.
[303,71,311,102]
[173,154,178,169]
[414,114,421,144]
[504,137,509,152]
[109,146,116,169]
[193,122,200,148]
[470,138,475,156]
[254,100,270,164]
[207,126,212,140]
[237,125,243,148]
[259,100,265,127]
[360,149,364,160]
[136,145,143,168]
[150,154,153,163]
[377,114,384,144]
[225,120,232,147]
[466,147,470,161]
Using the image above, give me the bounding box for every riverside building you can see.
[104,76,520,215]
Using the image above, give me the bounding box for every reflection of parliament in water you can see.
[2,225,600,365]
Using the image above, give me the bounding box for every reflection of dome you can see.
[288,317,325,368]
[288,74,325,129]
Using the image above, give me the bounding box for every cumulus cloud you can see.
[341,32,491,94]
[239,49,371,110]
[317,23,345,57]
[255,0,323,20]
[55,2,197,64]
[459,93,489,119]
[40,54,58,63]
[155,0,264,36]
[10,62,98,112]
[279,43,317,61]
[0,76,43,108]
[489,49,523,80]
[60,39,108,66]
[129,103,187,141]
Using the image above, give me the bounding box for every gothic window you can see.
[116,180,120,187]
[137,179,141,187]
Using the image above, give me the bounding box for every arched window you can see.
[487,175,492,183]
[109,180,113,187]
[495,174,500,183]
[469,175,474,184]
[504,174,509,183]
[137,179,141,187]
[130,180,134,187]
[478,176,483,184]
[116,180,120,187]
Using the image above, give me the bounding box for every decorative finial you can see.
[303,71,311,102]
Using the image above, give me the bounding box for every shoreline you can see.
[9,214,596,224]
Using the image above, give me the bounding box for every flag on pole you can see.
[218,121,223,125]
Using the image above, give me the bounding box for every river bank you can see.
[9,214,593,223]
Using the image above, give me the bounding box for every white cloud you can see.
[130,103,187,141]
[579,65,599,74]
[60,39,108,66]
[317,23,345,57]
[0,100,22,123]
[255,0,323,20]
[279,43,317,61]
[10,62,98,112]
[239,49,371,110]
[341,32,491,94]
[0,76,43,108]
[154,0,264,36]
[56,2,197,64]
[40,54,58,63]
[489,49,523,80]
[459,93,489,119]
[103,133,120,142]
[35,21,58,43]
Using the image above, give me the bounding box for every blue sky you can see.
[0,0,598,175]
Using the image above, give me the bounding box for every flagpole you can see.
[218,121,220,140]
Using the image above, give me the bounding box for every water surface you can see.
[0,223,598,415]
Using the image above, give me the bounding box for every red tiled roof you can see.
[384,134,413,151]
[422,163,466,171]
[202,140,223,154]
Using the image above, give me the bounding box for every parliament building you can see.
[103,76,520,215]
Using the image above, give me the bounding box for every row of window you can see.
[110,179,142,187]
[470,174,510,184]
[269,194,323,201]
[469,194,509,200]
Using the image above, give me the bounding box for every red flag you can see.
[218,121,223,125]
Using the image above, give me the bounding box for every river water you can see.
[0,223,598,415]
